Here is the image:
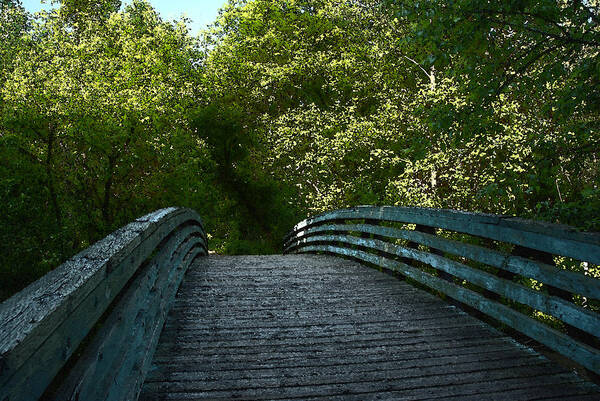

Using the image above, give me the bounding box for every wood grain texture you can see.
[53,232,206,401]
[285,206,600,264]
[293,234,600,337]
[298,245,600,374]
[139,255,599,400]
[284,206,600,376]
[0,208,206,401]
[287,222,600,300]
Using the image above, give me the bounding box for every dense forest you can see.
[1,0,598,300]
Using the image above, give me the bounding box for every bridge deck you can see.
[140,255,599,400]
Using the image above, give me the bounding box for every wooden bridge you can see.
[1,206,600,400]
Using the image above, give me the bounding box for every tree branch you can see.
[495,42,561,96]
[573,0,600,26]
[486,17,600,47]
[474,8,569,37]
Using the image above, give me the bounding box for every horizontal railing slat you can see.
[0,207,208,401]
[295,243,600,374]
[285,206,600,375]
[287,223,600,300]
[0,207,192,367]
[290,234,600,338]
[287,206,600,265]
[126,243,205,401]
[105,239,206,401]
[54,227,205,401]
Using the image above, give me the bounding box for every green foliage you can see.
[0,0,210,298]
[0,0,598,301]
[0,0,28,84]
[391,0,600,118]
[53,0,121,25]
[204,0,598,230]
[382,0,600,228]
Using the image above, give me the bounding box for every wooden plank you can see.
[294,375,598,401]
[151,328,505,355]
[128,241,206,399]
[0,208,206,401]
[166,304,457,321]
[0,208,193,363]
[151,336,516,363]
[149,342,521,369]
[53,230,206,401]
[149,346,535,373]
[293,234,600,338]
[287,223,600,300]
[1,240,155,401]
[109,245,206,401]
[145,353,542,383]
[159,320,486,343]
[295,245,600,374]
[140,255,599,400]
[141,361,563,394]
[285,206,600,264]
[140,366,586,400]
[159,317,484,338]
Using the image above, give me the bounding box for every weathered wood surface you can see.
[299,244,600,374]
[0,207,206,401]
[295,234,600,337]
[288,222,600,300]
[140,255,599,400]
[52,231,206,401]
[284,206,600,375]
[285,206,600,264]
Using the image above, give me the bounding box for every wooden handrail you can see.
[0,207,207,401]
[284,205,600,374]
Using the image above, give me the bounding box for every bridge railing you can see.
[284,205,600,374]
[0,207,207,401]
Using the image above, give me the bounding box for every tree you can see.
[0,0,210,298]
[383,0,600,228]
[389,1,599,116]
[53,0,121,25]
[202,0,416,213]
[2,0,598,301]
[0,0,29,85]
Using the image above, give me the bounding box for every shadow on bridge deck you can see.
[140,254,599,400]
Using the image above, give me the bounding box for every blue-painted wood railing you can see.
[0,208,207,401]
[284,206,600,374]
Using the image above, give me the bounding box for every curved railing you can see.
[284,205,600,374]
[0,207,207,401]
